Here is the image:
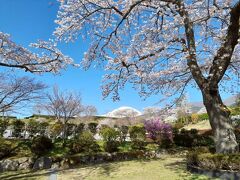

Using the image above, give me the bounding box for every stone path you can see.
[49,168,57,180]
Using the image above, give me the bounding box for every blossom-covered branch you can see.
[54,0,239,100]
[0,32,73,73]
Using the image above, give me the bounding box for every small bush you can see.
[230,107,240,116]
[189,129,198,135]
[0,119,9,137]
[74,123,85,136]
[31,136,54,156]
[174,129,214,147]
[49,121,64,139]
[100,127,119,142]
[198,113,209,121]
[66,123,76,137]
[0,138,12,159]
[173,122,184,129]
[119,125,129,143]
[88,122,98,135]
[129,125,146,150]
[27,119,40,138]
[190,114,199,124]
[103,141,120,153]
[100,127,120,152]
[145,143,159,152]
[11,120,25,138]
[235,129,240,144]
[38,122,49,135]
[69,131,100,154]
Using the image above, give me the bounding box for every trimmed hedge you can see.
[187,149,240,171]
[173,129,214,147]
[69,131,100,154]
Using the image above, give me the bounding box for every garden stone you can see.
[17,157,29,164]
[1,159,19,171]
[33,157,52,170]
[51,162,60,169]
[106,153,112,161]
[60,159,70,169]
[18,162,30,170]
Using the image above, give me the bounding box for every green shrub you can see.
[27,119,40,138]
[235,129,240,144]
[66,123,76,137]
[145,143,159,152]
[11,120,25,138]
[0,138,12,159]
[174,129,214,147]
[100,127,119,142]
[230,107,240,116]
[100,127,120,152]
[103,141,120,153]
[160,138,174,149]
[198,113,209,121]
[119,125,129,143]
[129,125,146,150]
[38,122,49,135]
[173,122,184,129]
[49,121,64,139]
[0,119,9,137]
[69,131,100,154]
[129,125,145,140]
[31,136,54,156]
[189,128,198,135]
[74,123,85,136]
[88,122,98,135]
[187,149,240,171]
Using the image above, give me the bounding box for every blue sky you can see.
[0,0,232,117]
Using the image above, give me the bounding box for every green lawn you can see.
[0,154,217,180]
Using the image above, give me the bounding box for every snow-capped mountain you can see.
[104,106,142,118]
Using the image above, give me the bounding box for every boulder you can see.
[51,162,60,169]
[33,157,52,170]
[17,157,29,164]
[18,162,30,170]
[0,159,19,171]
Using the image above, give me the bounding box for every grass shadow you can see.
[0,169,65,180]
[164,159,214,180]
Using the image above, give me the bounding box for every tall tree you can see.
[83,105,97,117]
[45,87,84,144]
[0,73,46,114]
[48,0,240,153]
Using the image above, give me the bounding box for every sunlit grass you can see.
[57,155,215,180]
[0,154,217,180]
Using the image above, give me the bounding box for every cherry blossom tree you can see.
[48,0,239,153]
[0,32,73,73]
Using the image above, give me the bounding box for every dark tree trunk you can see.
[202,89,239,153]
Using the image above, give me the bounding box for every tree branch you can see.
[208,2,240,86]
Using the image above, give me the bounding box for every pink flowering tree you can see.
[144,119,173,143]
[43,0,239,153]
